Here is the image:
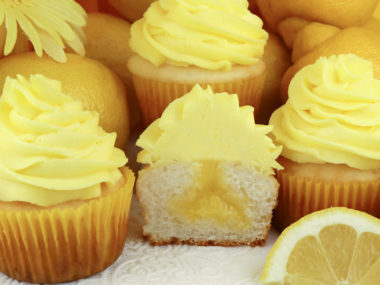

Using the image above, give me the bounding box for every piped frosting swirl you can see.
[129,0,268,71]
[270,54,380,170]
[0,74,127,206]
[137,84,282,175]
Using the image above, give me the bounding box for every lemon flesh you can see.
[261,208,380,285]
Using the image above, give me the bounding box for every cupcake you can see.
[128,0,268,125]
[136,84,282,246]
[269,54,380,230]
[0,74,135,283]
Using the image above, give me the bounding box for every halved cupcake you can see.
[136,84,282,246]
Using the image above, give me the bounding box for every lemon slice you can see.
[260,207,380,285]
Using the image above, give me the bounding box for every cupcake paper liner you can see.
[274,170,380,230]
[0,167,135,284]
[131,72,266,126]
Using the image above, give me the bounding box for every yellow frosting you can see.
[129,0,268,71]
[137,84,282,175]
[0,75,127,207]
[270,54,380,170]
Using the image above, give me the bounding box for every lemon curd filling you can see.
[168,160,250,230]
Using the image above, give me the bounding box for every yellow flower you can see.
[0,0,87,62]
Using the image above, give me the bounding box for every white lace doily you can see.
[0,196,279,285]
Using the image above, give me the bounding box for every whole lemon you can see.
[84,13,141,128]
[257,33,291,124]
[364,17,380,35]
[280,27,380,102]
[256,0,378,33]
[0,52,130,148]
[375,1,380,19]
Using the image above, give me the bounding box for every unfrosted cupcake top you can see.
[137,84,282,175]
[0,75,127,207]
[129,0,268,71]
[270,54,380,170]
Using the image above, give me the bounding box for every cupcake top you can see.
[0,74,127,207]
[270,54,380,170]
[129,0,268,71]
[0,0,87,62]
[137,84,282,175]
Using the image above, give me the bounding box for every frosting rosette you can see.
[0,74,127,206]
[137,84,282,174]
[129,0,268,71]
[270,54,380,170]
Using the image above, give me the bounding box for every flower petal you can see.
[1,0,87,61]
[4,8,17,56]
[12,8,42,56]
[39,29,67,63]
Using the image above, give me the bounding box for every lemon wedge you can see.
[260,207,380,285]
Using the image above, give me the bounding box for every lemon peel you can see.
[137,84,282,175]
[0,0,87,62]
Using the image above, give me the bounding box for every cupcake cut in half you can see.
[127,0,268,125]
[0,74,135,283]
[269,54,380,230]
[136,84,282,246]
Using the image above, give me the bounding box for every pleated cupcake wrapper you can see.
[131,72,266,126]
[0,168,135,284]
[274,170,380,230]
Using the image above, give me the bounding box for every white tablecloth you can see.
[0,196,279,285]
